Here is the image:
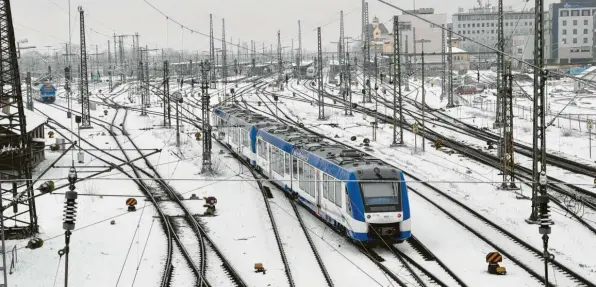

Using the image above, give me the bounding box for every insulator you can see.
[63,190,78,231]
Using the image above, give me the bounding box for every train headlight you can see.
[366,215,371,219]
[397,213,402,218]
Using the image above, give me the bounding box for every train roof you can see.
[214,104,279,129]
[261,124,400,178]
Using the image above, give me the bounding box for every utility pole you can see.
[364,2,371,103]
[79,6,92,129]
[26,72,33,111]
[405,34,410,92]
[201,60,213,173]
[164,61,171,127]
[416,39,431,152]
[530,1,554,286]
[392,16,403,146]
[222,19,227,86]
[447,30,454,107]
[107,40,111,64]
[501,61,516,189]
[298,21,302,80]
[495,0,504,128]
[277,30,283,87]
[346,52,353,116]
[209,14,216,88]
[0,0,37,239]
[441,24,446,101]
[317,27,325,120]
[340,11,348,115]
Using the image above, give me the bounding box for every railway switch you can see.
[486,252,506,275]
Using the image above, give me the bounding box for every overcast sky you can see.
[12,0,559,56]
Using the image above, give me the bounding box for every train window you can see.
[298,161,305,191]
[232,127,238,144]
[322,174,329,199]
[292,158,298,179]
[284,153,290,175]
[335,182,343,207]
[311,169,317,197]
[328,177,335,203]
[345,189,351,213]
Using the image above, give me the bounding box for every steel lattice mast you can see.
[447,29,454,107]
[277,30,283,85]
[441,24,446,100]
[79,6,91,128]
[317,27,324,120]
[392,16,403,146]
[26,72,32,111]
[340,11,348,115]
[531,0,554,284]
[163,60,170,127]
[209,14,215,88]
[222,19,227,86]
[364,2,371,103]
[298,21,302,78]
[495,0,504,128]
[0,0,37,239]
[501,61,515,189]
[201,60,212,174]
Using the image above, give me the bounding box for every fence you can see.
[460,95,596,132]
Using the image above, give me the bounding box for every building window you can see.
[562,38,567,44]
[458,24,461,28]
[573,38,578,44]
[571,10,580,17]
[584,19,589,25]
[491,23,495,27]
[561,10,569,17]
[573,20,577,26]
[563,20,567,26]
[573,29,577,35]
[584,28,589,34]
[582,9,590,16]
[563,29,567,35]
[584,38,588,44]
[593,9,596,15]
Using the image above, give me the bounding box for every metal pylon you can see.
[441,24,446,100]
[447,29,454,107]
[501,62,516,189]
[164,61,171,127]
[364,2,371,103]
[79,6,91,128]
[495,0,504,128]
[222,19,227,86]
[317,27,324,120]
[277,30,283,85]
[297,21,302,79]
[0,0,37,240]
[26,72,32,111]
[209,14,216,88]
[392,16,403,146]
[200,61,212,173]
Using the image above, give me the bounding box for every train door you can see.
[315,170,321,213]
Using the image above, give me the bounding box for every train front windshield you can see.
[360,182,401,213]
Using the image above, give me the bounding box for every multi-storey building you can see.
[451,6,534,60]
[548,0,596,64]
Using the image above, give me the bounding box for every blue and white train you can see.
[213,105,411,243]
[33,83,56,104]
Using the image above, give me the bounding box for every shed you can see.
[0,109,47,178]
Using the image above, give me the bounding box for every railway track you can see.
[41,100,247,287]
[299,76,596,236]
[252,79,596,287]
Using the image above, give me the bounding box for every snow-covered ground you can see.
[7,72,596,287]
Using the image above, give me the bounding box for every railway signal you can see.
[486,252,506,275]
[126,198,137,212]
